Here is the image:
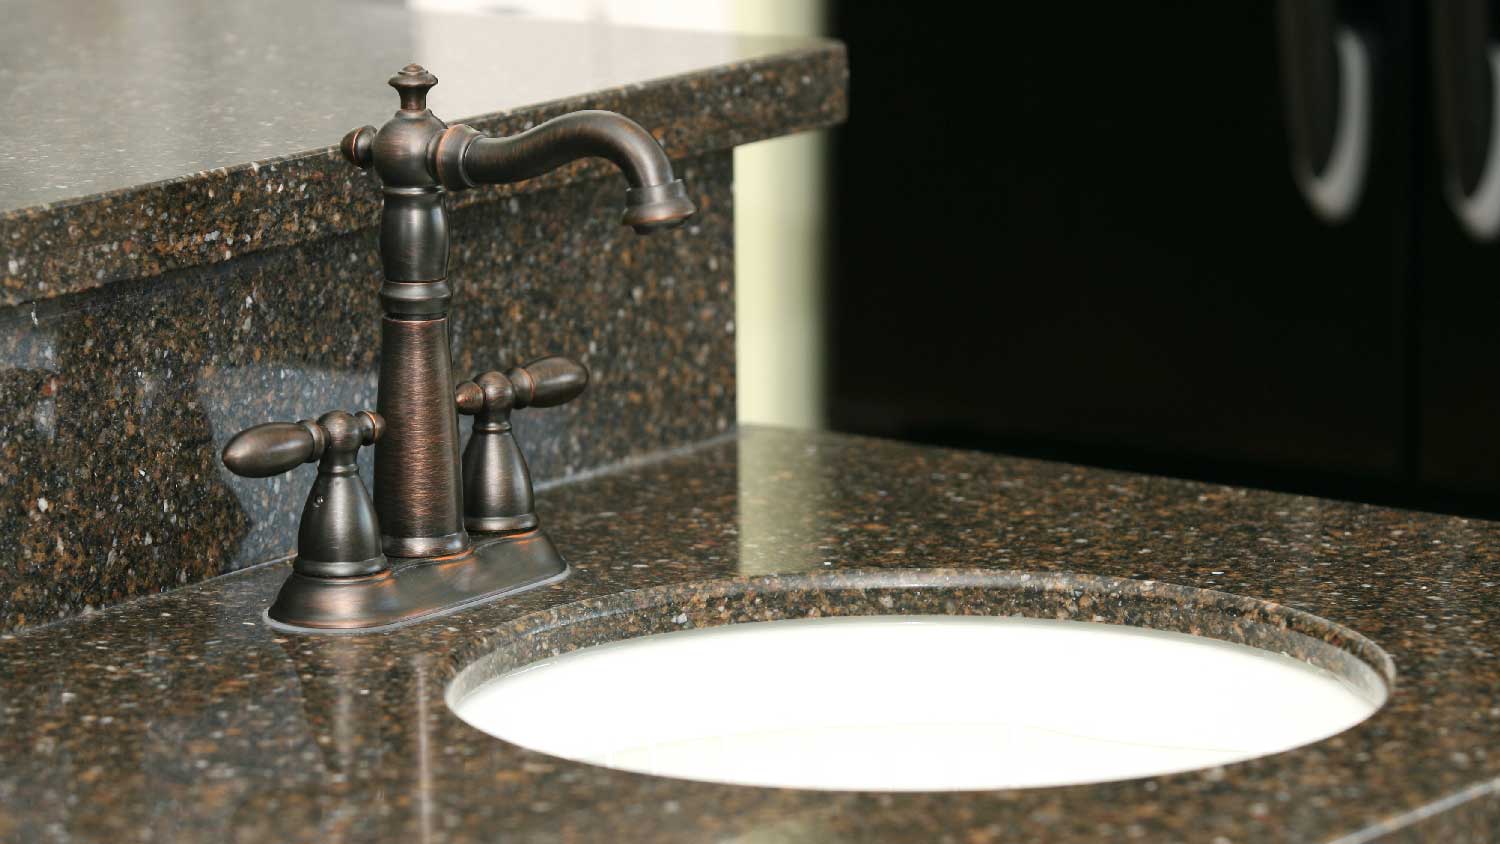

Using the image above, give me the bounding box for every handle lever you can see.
[223,411,387,578]
[455,357,589,533]
[222,421,323,478]
[507,356,590,409]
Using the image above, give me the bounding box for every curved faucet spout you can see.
[448,111,672,187]
[432,110,696,233]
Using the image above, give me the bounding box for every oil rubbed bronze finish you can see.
[222,64,694,632]
[224,410,387,580]
[456,356,590,533]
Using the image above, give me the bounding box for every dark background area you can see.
[826,0,1500,518]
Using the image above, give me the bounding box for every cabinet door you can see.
[828,0,1414,481]
[1418,0,1500,498]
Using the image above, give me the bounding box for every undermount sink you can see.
[449,579,1390,792]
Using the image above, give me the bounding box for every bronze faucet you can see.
[221,65,694,632]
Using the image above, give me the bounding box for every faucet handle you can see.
[223,411,388,579]
[222,421,323,478]
[506,356,590,409]
[223,411,383,476]
[455,356,589,416]
[455,357,589,533]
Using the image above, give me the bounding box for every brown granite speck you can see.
[2,427,1498,841]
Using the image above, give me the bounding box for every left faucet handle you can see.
[223,411,383,478]
[223,421,327,477]
[224,411,388,580]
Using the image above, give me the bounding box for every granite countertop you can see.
[3,426,1498,843]
[0,3,845,632]
[0,0,844,306]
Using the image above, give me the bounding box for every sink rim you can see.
[445,568,1394,723]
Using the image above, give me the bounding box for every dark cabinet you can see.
[1419,1,1500,501]
[828,1,1500,514]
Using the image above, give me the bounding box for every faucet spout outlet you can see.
[221,64,693,632]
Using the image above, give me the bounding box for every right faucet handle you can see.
[455,357,589,534]
[498,356,590,410]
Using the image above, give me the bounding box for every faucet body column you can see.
[375,308,467,557]
[354,66,473,558]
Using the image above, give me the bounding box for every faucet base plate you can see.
[265,529,569,633]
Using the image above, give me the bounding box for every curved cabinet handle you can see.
[1431,0,1500,241]
[1277,0,1371,224]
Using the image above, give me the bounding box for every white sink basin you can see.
[450,615,1385,791]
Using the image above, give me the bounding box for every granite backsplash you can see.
[0,152,734,631]
[0,8,849,633]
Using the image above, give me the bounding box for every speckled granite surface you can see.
[0,1,846,306]
[2,427,1498,843]
[0,13,847,631]
[0,151,734,631]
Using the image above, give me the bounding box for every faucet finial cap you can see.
[389,64,438,111]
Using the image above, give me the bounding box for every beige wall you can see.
[730,2,828,431]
